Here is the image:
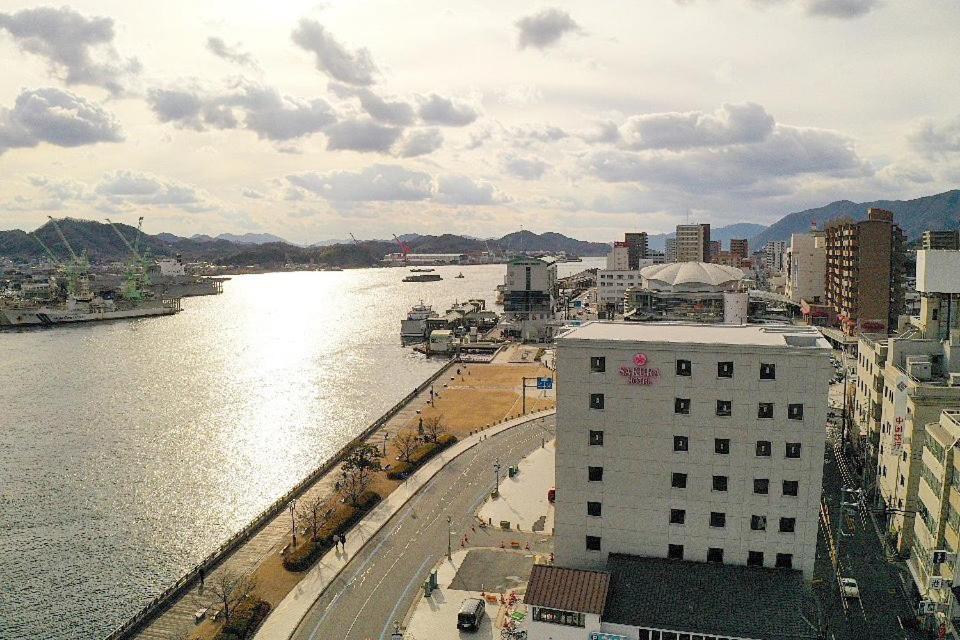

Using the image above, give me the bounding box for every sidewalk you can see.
[478,439,555,533]
[254,408,556,640]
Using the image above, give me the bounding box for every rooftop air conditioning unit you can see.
[906,356,933,381]
[949,373,960,387]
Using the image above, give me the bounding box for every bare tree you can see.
[422,415,447,443]
[340,443,381,506]
[298,493,333,543]
[209,569,256,624]
[394,431,420,463]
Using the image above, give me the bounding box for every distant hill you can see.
[213,232,290,245]
[494,230,610,256]
[646,223,768,251]
[752,189,960,247]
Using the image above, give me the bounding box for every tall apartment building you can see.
[763,241,786,273]
[606,242,630,270]
[554,322,831,579]
[784,232,826,305]
[708,240,721,262]
[664,238,677,262]
[503,256,557,342]
[675,224,711,263]
[824,208,905,335]
[923,230,960,251]
[624,232,649,269]
[730,239,749,261]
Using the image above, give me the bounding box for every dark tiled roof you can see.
[524,564,610,615]
[603,554,817,640]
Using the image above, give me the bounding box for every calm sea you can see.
[0,259,599,639]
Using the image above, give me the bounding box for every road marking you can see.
[378,556,432,640]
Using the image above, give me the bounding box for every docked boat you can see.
[400,300,439,339]
[455,272,465,278]
[403,274,442,282]
[0,295,181,327]
[409,267,435,272]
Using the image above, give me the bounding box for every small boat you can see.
[455,272,465,279]
[410,267,435,273]
[403,274,443,282]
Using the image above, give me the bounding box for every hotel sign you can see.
[619,353,661,385]
[893,417,904,451]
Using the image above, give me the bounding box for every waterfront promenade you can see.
[130,353,554,640]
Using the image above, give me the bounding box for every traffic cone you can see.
[525,542,530,550]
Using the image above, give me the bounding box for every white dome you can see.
[640,261,744,292]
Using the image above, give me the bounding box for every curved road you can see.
[290,415,555,640]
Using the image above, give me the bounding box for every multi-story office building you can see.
[853,333,889,464]
[503,256,557,342]
[675,224,711,263]
[596,269,645,310]
[554,322,831,579]
[624,232,649,269]
[825,208,906,336]
[606,242,630,271]
[664,238,677,263]
[784,232,825,305]
[763,241,786,273]
[708,240,721,262]
[730,239,749,261]
[923,230,960,251]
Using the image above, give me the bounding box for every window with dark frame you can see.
[750,515,767,531]
[674,397,691,414]
[710,512,726,528]
[786,442,802,458]
[676,359,691,376]
[586,535,601,551]
[590,356,606,373]
[754,478,770,494]
[779,517,796,533]
[587,501,602,517]
[674,435,689,452]
[756,440,772,457]
[760,363,776,380]
[532,607,586,628]
[788,403,804,420]
[668,544,684,559]
[758,402,774,419]
[589,430,604,446]
[775,553,793,569]
[715,438,730,454]
[718,361,734,378]
[588,466,603,482]
[670,508,686,524]
[671,472,688,488]
[707,547,724,563]
[747,551,764,567]
[589,393,604,410]
[712,475,728,491]
[783,480,799,496]
[716,400,732,417]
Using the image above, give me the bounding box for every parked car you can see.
[840,577,860,599]
[457,597,485,631]
[547,487,556,503]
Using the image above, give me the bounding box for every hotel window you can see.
[760,363,776,380]
[676,359,692,376]
[588,466,603,482]
[675,398,691,414]
[715,438,730,454]
[718,361,734,378]
[710,512,726,528]
[716,400,732,417]
[671,472,688,489]
[758,402,774,419]
[712,475,728,492]
[589,430,604,446]
[756,441,772,457]
[707,547,724,563]
[788,403,804,420]
[750,515,767,531]
[587,501,602,517]
[783,480,799,496]
[670,508,686,524]
[668,544,684,560]
[780,517,796,533]
[590,356,606,373]
[786,443,802,458]
[747,551,764,567]
[589,393,604,410]
[532,607,585,628]
[775,553,793,569]
[754,478,770,494]
[674,436,689,452]
[586,535,601,551]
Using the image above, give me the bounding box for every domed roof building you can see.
[640,262,744,293]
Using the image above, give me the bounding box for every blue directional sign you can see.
[536,377,553,390]
[590,633,628,640]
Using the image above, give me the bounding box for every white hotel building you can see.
[553,322,831,580]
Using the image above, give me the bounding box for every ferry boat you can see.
[400,301,439,339]
[403,274,442,282]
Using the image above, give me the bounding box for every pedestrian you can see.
[341,532,346,549]
[418,416,424,435]
[333,533,340,551]
[198,566,205,592]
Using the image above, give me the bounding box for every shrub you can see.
[283,491,381,571]
[217,599,271,640]
[387,435,458,479]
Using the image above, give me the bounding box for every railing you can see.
[103,357,457,640]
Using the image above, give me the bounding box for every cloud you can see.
[804,0,880,18]
[242,188,265,199]
[325,118,402,152]
[0,87,122,155]
[329,83,415,126]
[516,124,567,143]
[206,37,258,69]
[417,93,479,127]
[146,88,205,130]
[579,120,622,144]
[95,170,215,212]
[0,6,140,95]
[503,155,549,180]
[288,164,433,202]
[909,117,960,159]
[435,175,505,205]
[515,8,582,49]
[291,19,378,86]
[619,102,775,150]
[395,128,443,157]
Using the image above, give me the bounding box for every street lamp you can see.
[289,498,299,546]
[447,515,452,560]
[494,458,502,494]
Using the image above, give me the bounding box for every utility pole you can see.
[289,498,298,546]
[494,459,502,494]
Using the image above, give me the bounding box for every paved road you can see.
[290,415,556,640]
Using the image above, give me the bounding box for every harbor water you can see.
[0,260,599,639]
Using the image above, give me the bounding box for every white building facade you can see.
[553,322,831,579]
[503,256,558,342]
[764,241,787,273]
[606,243,630,270]
[784,232,825,304]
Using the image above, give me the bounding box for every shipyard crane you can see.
[349,233,361,246]
[45,217,91,299]
[105,217,151,300]
[106,218,142,259]
[31,232,61,266]
[47,216,81,263]
[393,234,411,266]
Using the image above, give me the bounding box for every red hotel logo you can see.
[620,354,661,385]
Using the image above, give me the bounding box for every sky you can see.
[0,0,959,244]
